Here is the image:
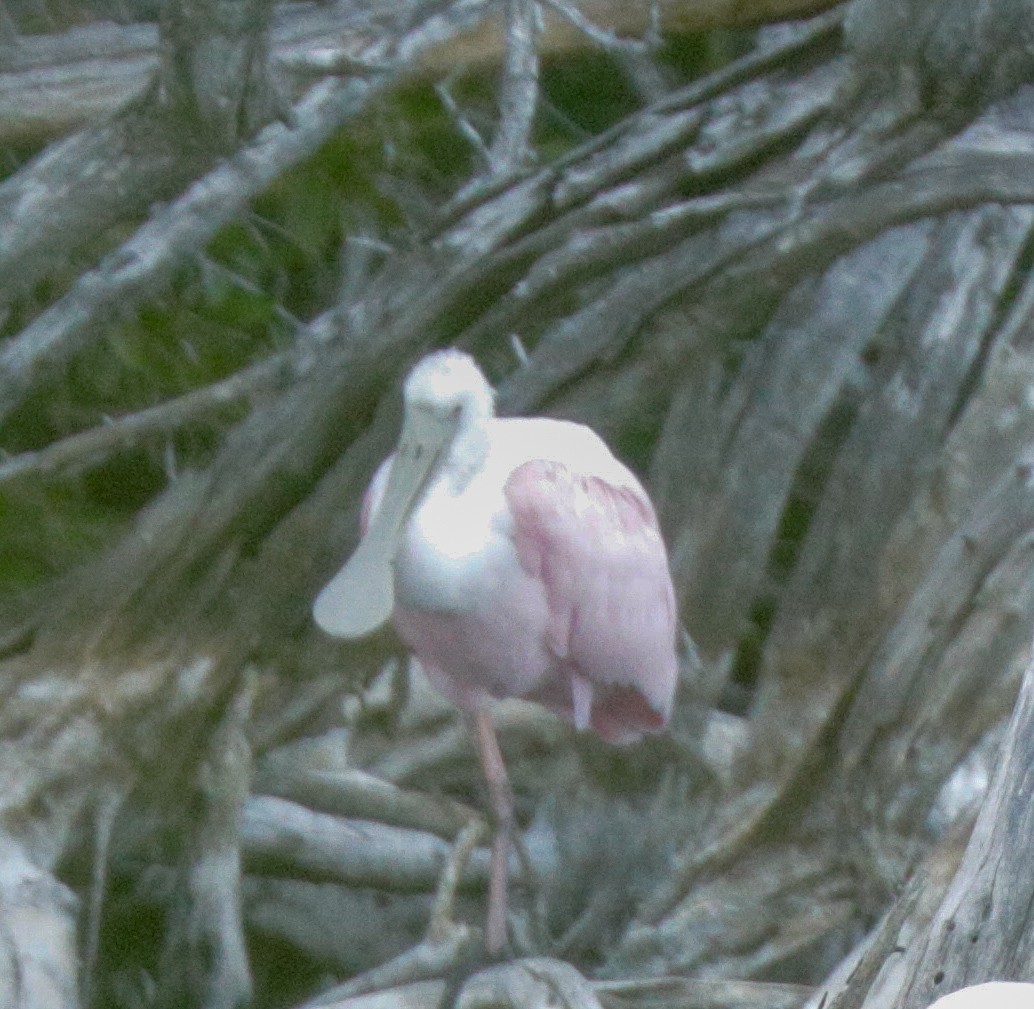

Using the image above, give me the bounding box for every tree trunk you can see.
[3,0,1034,1006]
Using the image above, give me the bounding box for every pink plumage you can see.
[499,459,675,740]
[358,419,677,742]
[313,349,679,951]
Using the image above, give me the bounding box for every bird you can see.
[926,983,1034,1008]
[313,349,679,953]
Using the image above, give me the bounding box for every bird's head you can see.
[313,349,495,639]
[402,349,495,461]
[402,350,495,485]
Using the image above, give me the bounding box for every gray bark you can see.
[4,0,1034,1006]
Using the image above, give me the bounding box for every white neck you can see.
[445,392,493,489]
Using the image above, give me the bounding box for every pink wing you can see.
[504,460,678,743]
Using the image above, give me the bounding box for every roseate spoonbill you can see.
[313,349,679,952]
[926,983,1034,1008]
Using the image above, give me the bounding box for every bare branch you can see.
[0,838,79,1009]
[252,760,478,840]
[488,0,542,174]
[241,795,496,892]
[595,976,813,1009]
[539,0,651,55]
[0,353,292,485]
[0,0,842,144]
[0,74,377,430]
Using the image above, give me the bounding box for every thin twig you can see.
[538,0,649,56]
[297,822,486,1007]
[427,818,489,939]
[197,254,308,332]
[82,787,127,1009]
[436,77,494,165]
[0,354,291,486]
[0,75,381,431]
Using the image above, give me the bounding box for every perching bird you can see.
[313,349,679,952]
[926,983,1034,1008]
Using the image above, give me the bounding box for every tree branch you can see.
[0,0,842,144]
[0,352,292,485]
[0,74,379,428]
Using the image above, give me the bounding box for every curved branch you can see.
[0,836,80,1009]
[0,0,842,144]
[0,75,379,429]
[0,353,292,485]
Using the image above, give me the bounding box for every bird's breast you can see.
[393,475,515,615]
[389,417,632,617]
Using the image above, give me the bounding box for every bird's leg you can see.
[466,708,514,956]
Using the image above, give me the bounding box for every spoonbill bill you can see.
[313,349,679,952]
[926,983,1034,1008]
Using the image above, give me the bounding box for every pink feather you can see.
[387,456,677,743]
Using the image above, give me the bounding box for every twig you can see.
[0,75,383,431]
[539,0,649,55]
[197,254,308,331]
[82,787,127,1009]
[509,333,530,366]
[555,883,620,958]
[435,77,494,165]
[427,819,488,940]
[283,825,487,1007]
[0,354,291,486]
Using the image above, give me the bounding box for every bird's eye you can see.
[450,403,463,419]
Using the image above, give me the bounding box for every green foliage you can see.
[0,29,734,597]
[0,481,126,589]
